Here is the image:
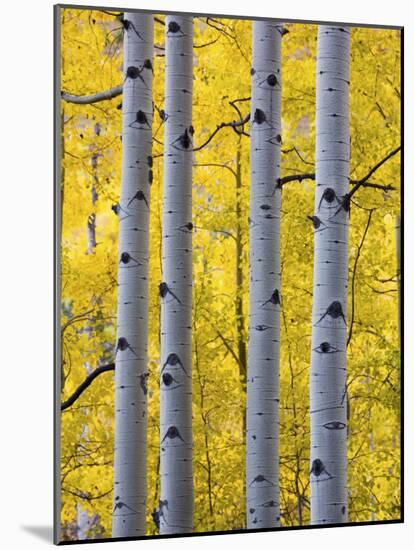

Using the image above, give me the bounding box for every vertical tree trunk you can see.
[87,125,100,255]
[159,15,194,535]
[246,20,282,529]
[112,13,154,538]
[236,144,247,386]
[396,215,401,340]
[309,25,351,525]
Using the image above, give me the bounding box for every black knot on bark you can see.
[147,155,153,167]
[319,187,338,210]
[120,252,131,264]
[135,110,149,125]
[249,474,274,486]
[267,73,278,86]
[162,425,185,442]
[262,289,281,307]
[126,65,140,79]
[165,353,180,366]
[117,337,128,351]
[320,341,331,353]
[143,59,153,71]
[250,67,256,75]
[159,282,181,303]
[307,215,324,229]
[162,372,174,386]
[253,108,266,125]
[323,421,346,430]
[148,170,153,184]
[178,129,191,149]
[260,204,271,210]
[140,372,148,394]
[327,300,344,319]
[310,458,324,477]
[127,189,149,208]
[317,300,346,325]
[168,21,181,33]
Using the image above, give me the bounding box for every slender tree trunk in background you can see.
[235,144,247,518]
[159,15,194,535]
[246,20,282,529]
[396,216,401,340]
[236,144,247,387]
[86,123,100,255]
[309,25,350,525]
[112,13,154,538]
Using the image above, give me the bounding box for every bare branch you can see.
[347,209,375,346]
[189,113,250,153]
[348,146,401,199]
[61,85,123,105]
[61,364,115,411]
[279,172,396,192]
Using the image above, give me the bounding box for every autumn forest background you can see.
[59,8,401,541]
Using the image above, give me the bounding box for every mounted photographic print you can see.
[54,4,403,544]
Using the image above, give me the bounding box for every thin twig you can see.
[347,209,375,346]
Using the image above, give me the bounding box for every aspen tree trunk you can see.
[159,15,194,534]
[246,21,282,529]
[310,25,351,525]
[112,13,154,538]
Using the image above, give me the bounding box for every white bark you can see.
[246,21,282,529]
[310,25,350,525]
[159,15,194,535]
[112,13,154,537]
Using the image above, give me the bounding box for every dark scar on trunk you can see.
[159,282,181,303]
[313,341,341,354]
[261,288,281,307]
[161,425,185,443]
[253,108,266,125]
[127,189,149,209]
[307,215,326,230]
[249,474,275,486]
[161,352,188,376]
[119,252,141,266]
[323,421,346,430]
[139,372,149,395]
[122,19,145,41]
[310,458,332,479]
[167,21,184,35]
[116,337,138,357]
[129,110,151,129]
[172,128,191,150]
[318,187,339,210]
[316,300,346,325]
[113,498,138,514]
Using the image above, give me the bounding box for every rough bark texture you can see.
[310,25,351,526]
[246,21,282,529]
[112,13,154,538]
[159,15,194,534]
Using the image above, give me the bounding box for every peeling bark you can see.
[159,15,194,535]
[310,25,351,525]
[246,21,282,529]
[112,13,154,538]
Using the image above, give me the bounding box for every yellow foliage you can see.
[59,9,401,540]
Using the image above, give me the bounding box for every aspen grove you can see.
[59,8,401,541]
